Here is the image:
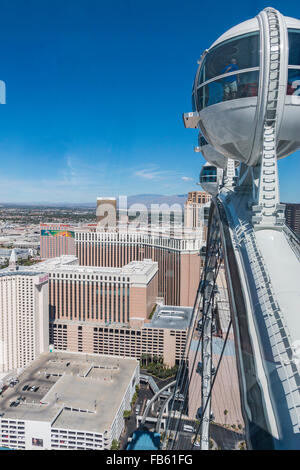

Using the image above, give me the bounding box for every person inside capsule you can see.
[221,58,239,100]
[196,32,260,110]
[286,30,300,96]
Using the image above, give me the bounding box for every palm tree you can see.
[140,353,146,367]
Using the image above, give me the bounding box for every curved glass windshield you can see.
[198,32,260,85]
[196,70,259,110]
[200,166,217,183]
[288,29,300,66]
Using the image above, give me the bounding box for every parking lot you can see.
[0,364,60,410]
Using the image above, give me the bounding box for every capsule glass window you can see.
[287,69,300,96]
[196,70,259,110]
[288,29,300,66]
[200,166,217,183]
[198,32,260,85]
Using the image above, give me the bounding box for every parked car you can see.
[197,407,215,421]
[196,319,217,334]
[183,424,195,433]
[196,362,216,376]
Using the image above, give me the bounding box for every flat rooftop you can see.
[50,258,156,276]
[49,259,158,285]
[27,255,78,271]
[146,305,193,330]
[76,226,204,240]
[0,255,78,275]
[0,270,45,278]
[0,352,138,433]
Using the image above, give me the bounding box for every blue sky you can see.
[0,0,299,203]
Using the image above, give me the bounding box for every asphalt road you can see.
[165,418,244,450]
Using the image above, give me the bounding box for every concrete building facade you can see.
[0,352,139,450]
[75,228,204,306]
[48,259,158,326]
[284,202,300,237]
[96,197,117,228]
[0,271,49,374]
[50,306,192,367]
[40,224,76,259]
[184,191,211,230]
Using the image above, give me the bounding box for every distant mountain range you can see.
[0,194,188,209]
[127,194,187,208]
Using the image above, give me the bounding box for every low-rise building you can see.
[50,305,192,367]
[0,352,139,450]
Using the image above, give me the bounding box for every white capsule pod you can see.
[191,9,300,166]
[196,133,228,169]
[199,162,223,196]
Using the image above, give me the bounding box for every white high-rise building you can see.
[0,271,49,374]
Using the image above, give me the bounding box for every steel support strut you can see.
[200,216,221,449]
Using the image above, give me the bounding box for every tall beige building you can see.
[184,191,211,229]
[96,197,117,228]
[75,227,204,306]
[48,259,158,327]
[0,271,49,374]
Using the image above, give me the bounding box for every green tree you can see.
[110,439,119,450]
[131,392,138,407]
[123,410,131,419]
[239,441,246,450]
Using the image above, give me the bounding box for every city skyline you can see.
[0,2,299,451]
[0,0,299,203]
